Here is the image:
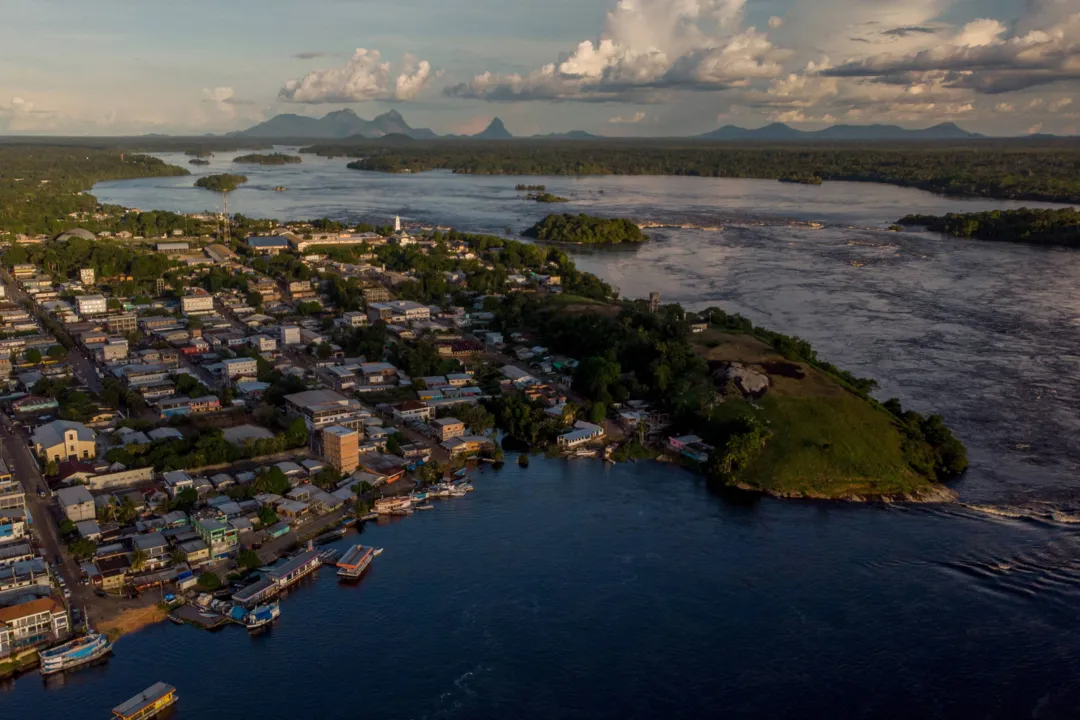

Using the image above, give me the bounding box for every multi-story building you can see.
[194,518,239,559]
[75,294,108,317]
[56,485,95,522]
[366,300,430,325]
[0,462,23,512]
[249,335,277,353]
[430,418,466,442]
[11,264,35,279]
[341,311,368,328]
[362,285,391,303]
[280,325,301,346]
[106,313,138,334]
[285,389,370,430]
[392,400,435,423]
[180,289,215,316]
[359,362,399,386]
[221,357,258,378]
[252,278,280,301]
[0,597,69,658]
[0,509,26,543]
[79,267,95,286]
[99,339,129,363]
[321,425,359,474]
[286,280,316,300]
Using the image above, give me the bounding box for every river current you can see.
[4,149,1079,718]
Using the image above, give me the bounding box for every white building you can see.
[181,290,215,316]
[366,300,430,325]
[280,326,301,346]
[221,357,258,378]
[79,268,95,286]
[342,311,368,328]
[100,339,129,363]
[75,294,107,317]
[249,335,277,353]
[56,486,95,522]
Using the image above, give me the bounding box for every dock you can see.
[168,605,228,630]
[112,682,178,720]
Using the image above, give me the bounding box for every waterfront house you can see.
[194,518,238,559]
[276,500,310,522]
[0,597,69,658]
[557,421,606,450]
[442,435,495,457]
[430,417,465,442]
[666,435,714,464]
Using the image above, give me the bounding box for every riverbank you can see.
[97,604,169,641]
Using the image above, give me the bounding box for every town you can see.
[0,211,680,678]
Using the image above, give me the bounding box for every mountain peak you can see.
[474,117,512,139]
[377,109,404,120]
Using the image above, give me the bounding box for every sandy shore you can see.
[97,604,168,640]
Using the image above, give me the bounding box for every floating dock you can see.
[112,682,177,720]
[168,605,228,630]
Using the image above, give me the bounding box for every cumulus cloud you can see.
[823,9,1080,94]
[280,49,437,103]
[444,0,784,102]
[608,111,647,123]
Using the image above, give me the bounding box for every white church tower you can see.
[394,215,401,232]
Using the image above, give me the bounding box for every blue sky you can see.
[2,0,1077,135]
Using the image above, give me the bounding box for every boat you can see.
[415,504,435,511]
[274,186,287,192]
[336,544,382,580]
[229,602,280,631]
[39,631,112,676]
[409,491,428,502]
[315,527,346,545]
[453,467,468,479]
[374,497,412,515]
[112,682,178,720]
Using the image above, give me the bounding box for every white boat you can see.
[229,602,280,630]
[39,631,112,676]
[374,497,413,515]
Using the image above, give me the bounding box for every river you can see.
[3,151,1078,718]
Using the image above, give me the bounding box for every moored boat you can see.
[336,544,381,580]
[39,631,112,676]
[374,497,412,515]
[315,527,346,544]
[112,682,178,720]
[229,602,280,631]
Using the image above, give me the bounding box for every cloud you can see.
[608,111,647,123]
[280,49,437,103]
[444,0,785,102]
[768,16,784,29]
[293,52,332,60]
[822,10,1080,94]
[881,25,939,37]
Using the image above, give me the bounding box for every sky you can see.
[2,0,1078,136]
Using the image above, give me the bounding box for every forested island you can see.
[233,153,302,165]
[523,213,647,245]
[898,208,1080,248]
[317,139,1080,204]
[194,173,248,193]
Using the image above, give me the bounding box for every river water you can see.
[4,150,1079,718]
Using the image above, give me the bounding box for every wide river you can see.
[5,150,1080,717]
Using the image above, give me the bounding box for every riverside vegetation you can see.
[898,208,1080,248]
[316,138,1080,204]
[523,213,647,245]
[194,173,248,193]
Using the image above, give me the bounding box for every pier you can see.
[168,605,228,630]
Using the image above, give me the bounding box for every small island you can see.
[188,159,210,166]
[233,153,302,166]
[528,192,569,203]
[898,208,1080,248]
[194,173,248,193]
[523,213,647,245]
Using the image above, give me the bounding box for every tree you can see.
[385,432,405,455]
[237,549,261,571]
[47,345,66,360]
[316,341,333,360]
[197,571,222,591]
[573,356,621,403]
[44,459,58,477]
[59,519,76,537]
[257,505,279,527]
[25,348,41,364]
[131,548,148,571]
[588,401,607,425]
[313,467,341,490]
[69,538,97,560]
[255,467,290,495]
[170,487,198,513]
[246,290,263,309]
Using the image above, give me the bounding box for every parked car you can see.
[94,589,108,598]
[62,589,71,599]
[54,554,62,565]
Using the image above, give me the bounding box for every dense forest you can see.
[898,208,1080,248]
[233,153,302,165]
[322,139,1080,204]
[0,147,188,235]
[522,213,647,245]
[194,173,247,192]
[4,235,178,293]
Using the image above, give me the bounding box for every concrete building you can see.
[56,485,95,522]
[321,425,360,474]
[392,400,435,423]
[194,518,239,559]
[431,417,466,442]
[246,236,291,255]
[249,334,276,353]
[100,339,129,363]
[341,311,368,328]
[75,294,108,317]
[32,420,96,463]
[285,389,370,430]
[221,357,258,378]
[79,268,95,286]
[181,289,215,316]
[362,286,391,303]
[0,509,27,543]
[0,462,24,512]
[106,313,138,334]
[557,421,605,450]
[0,597,69,658]
[280,325,301,346]
[366,300,430,325]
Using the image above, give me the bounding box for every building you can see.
[100,339,129,363]
[32,420,96,463]
[194,518,239,559]
[392,400,435,423]
[56,485,95,522]
[322,425,359,474]
[0,509,26,543]
[289,231,381,253]
[221,357,258,379]
[0,462,24,512]
[285,389,369,430]
[362,285,391,303]
[249,334,276,353]
[0,597,69,658]
[341,311,368,328]
[246,235,291,255]
[79,268,95,286]
[180,289,215,316]
[156,241,189,253]
[286,280,316,300]
[557,421,605,450]
[106,313,138,334]
[75,294,108,317]
[665,435,715,464]
[178,538,209,565]
[280,325,301,346]
[430,417,465,442]
[366,300,430,325]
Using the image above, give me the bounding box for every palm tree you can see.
[131,548,147,571]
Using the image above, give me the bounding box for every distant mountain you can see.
[231,109,437,139]
[473,117,512,139]
[532,131,601,140]
[698,121,983,141]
